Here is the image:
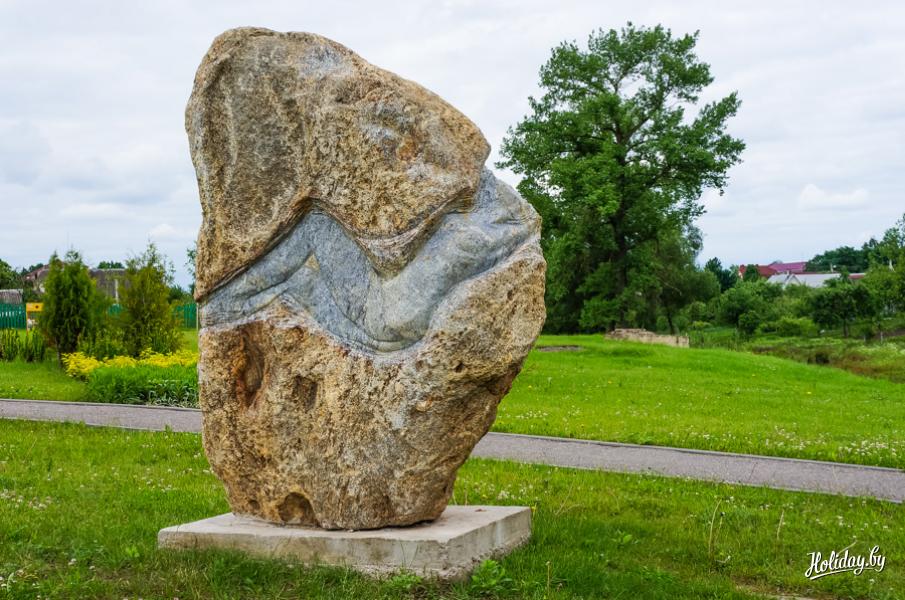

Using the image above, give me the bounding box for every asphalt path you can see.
[2,398,902,502]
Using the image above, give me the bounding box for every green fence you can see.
[174,303,198,328]
[0,304,26,329]
[0,303,198,329]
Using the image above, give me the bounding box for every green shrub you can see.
[684,300,711,323]
[20,329,48,362]
[0,329,48,362]
[737,311,761,335]
[855,322,878,339]
[0,329,18,360]
[774,316,818,337]
[78,326,128,360]
[119,243,181,356]
[86,365,198,407]
[40,250,109,356]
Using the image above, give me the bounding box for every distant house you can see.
[22,264,51,293]
[0,289,23,304]
[740,260,864,288]
[91,269,126,301]
[738,261,808,279]
[766,272,862,288]
[22,264,126,301]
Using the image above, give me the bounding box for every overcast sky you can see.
[1,0,903,286]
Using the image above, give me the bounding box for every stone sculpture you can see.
[189,27,546,530]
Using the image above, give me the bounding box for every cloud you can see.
[0,120,51,184]
[59,202,129,219]
[700,188,734,217]
[148,223,197,241]
[1,0,904,282]
[797,184,869,211]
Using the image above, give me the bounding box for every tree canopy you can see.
[39,251,108,357]
[97,260,125,269]
[499,23,744,332]
[0,259,19,290]
[805,245,872,273]
[119,242,181,356]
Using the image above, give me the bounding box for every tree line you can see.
[1,243,188,361]
[701,215,905,338]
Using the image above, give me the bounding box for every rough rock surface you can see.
[187,27,490,300]
[190,28,546,530]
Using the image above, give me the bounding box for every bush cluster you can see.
[85,364,198,407]
[39,243,183,361]
[0,329,48,362]
[63,349,197,380]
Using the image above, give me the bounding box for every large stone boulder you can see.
[189,28,546,530]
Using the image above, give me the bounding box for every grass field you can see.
[0,360,87,401]
[2,330,904,468]
[691,326,905,384]
[0,420,901,599]
[495,335,905,468]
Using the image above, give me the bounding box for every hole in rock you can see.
[237,334,265,409]
[291,375,318,411]
[277,492,315,524]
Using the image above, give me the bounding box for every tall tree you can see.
[656,229,720,333]
[0,259,19,290]
[741,264,761,282]
[499,23,744,331]
[119,242,181,356]
[864,213,905,313]
[704,257,738,292]
[185,243,197,297]
[39,251,108,358]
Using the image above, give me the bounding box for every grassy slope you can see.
[494,335,905,468]
[0,420,901,599]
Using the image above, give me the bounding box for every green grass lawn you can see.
[0,360,87,401]
[3,330,905,468]
[494,335,905,469]
[691,326,905,384]
[181,328,199,353]
[0,420,901,599]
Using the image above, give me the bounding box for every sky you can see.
[1,0,903,287]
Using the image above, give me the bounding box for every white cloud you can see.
[797,184,869,211]
[148,223,197,240]
[59,202,128,219]
[700,188,734,217]
[0,120,51,184]
[1,0,904,281]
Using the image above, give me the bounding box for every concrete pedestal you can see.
[158,505,531,580]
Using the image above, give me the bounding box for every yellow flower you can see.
[62,349,198,380]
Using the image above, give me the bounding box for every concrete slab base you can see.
[158,505,531,580]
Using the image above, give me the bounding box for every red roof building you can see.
[739,261,808,278]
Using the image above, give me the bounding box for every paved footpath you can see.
[2,398,903,503]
